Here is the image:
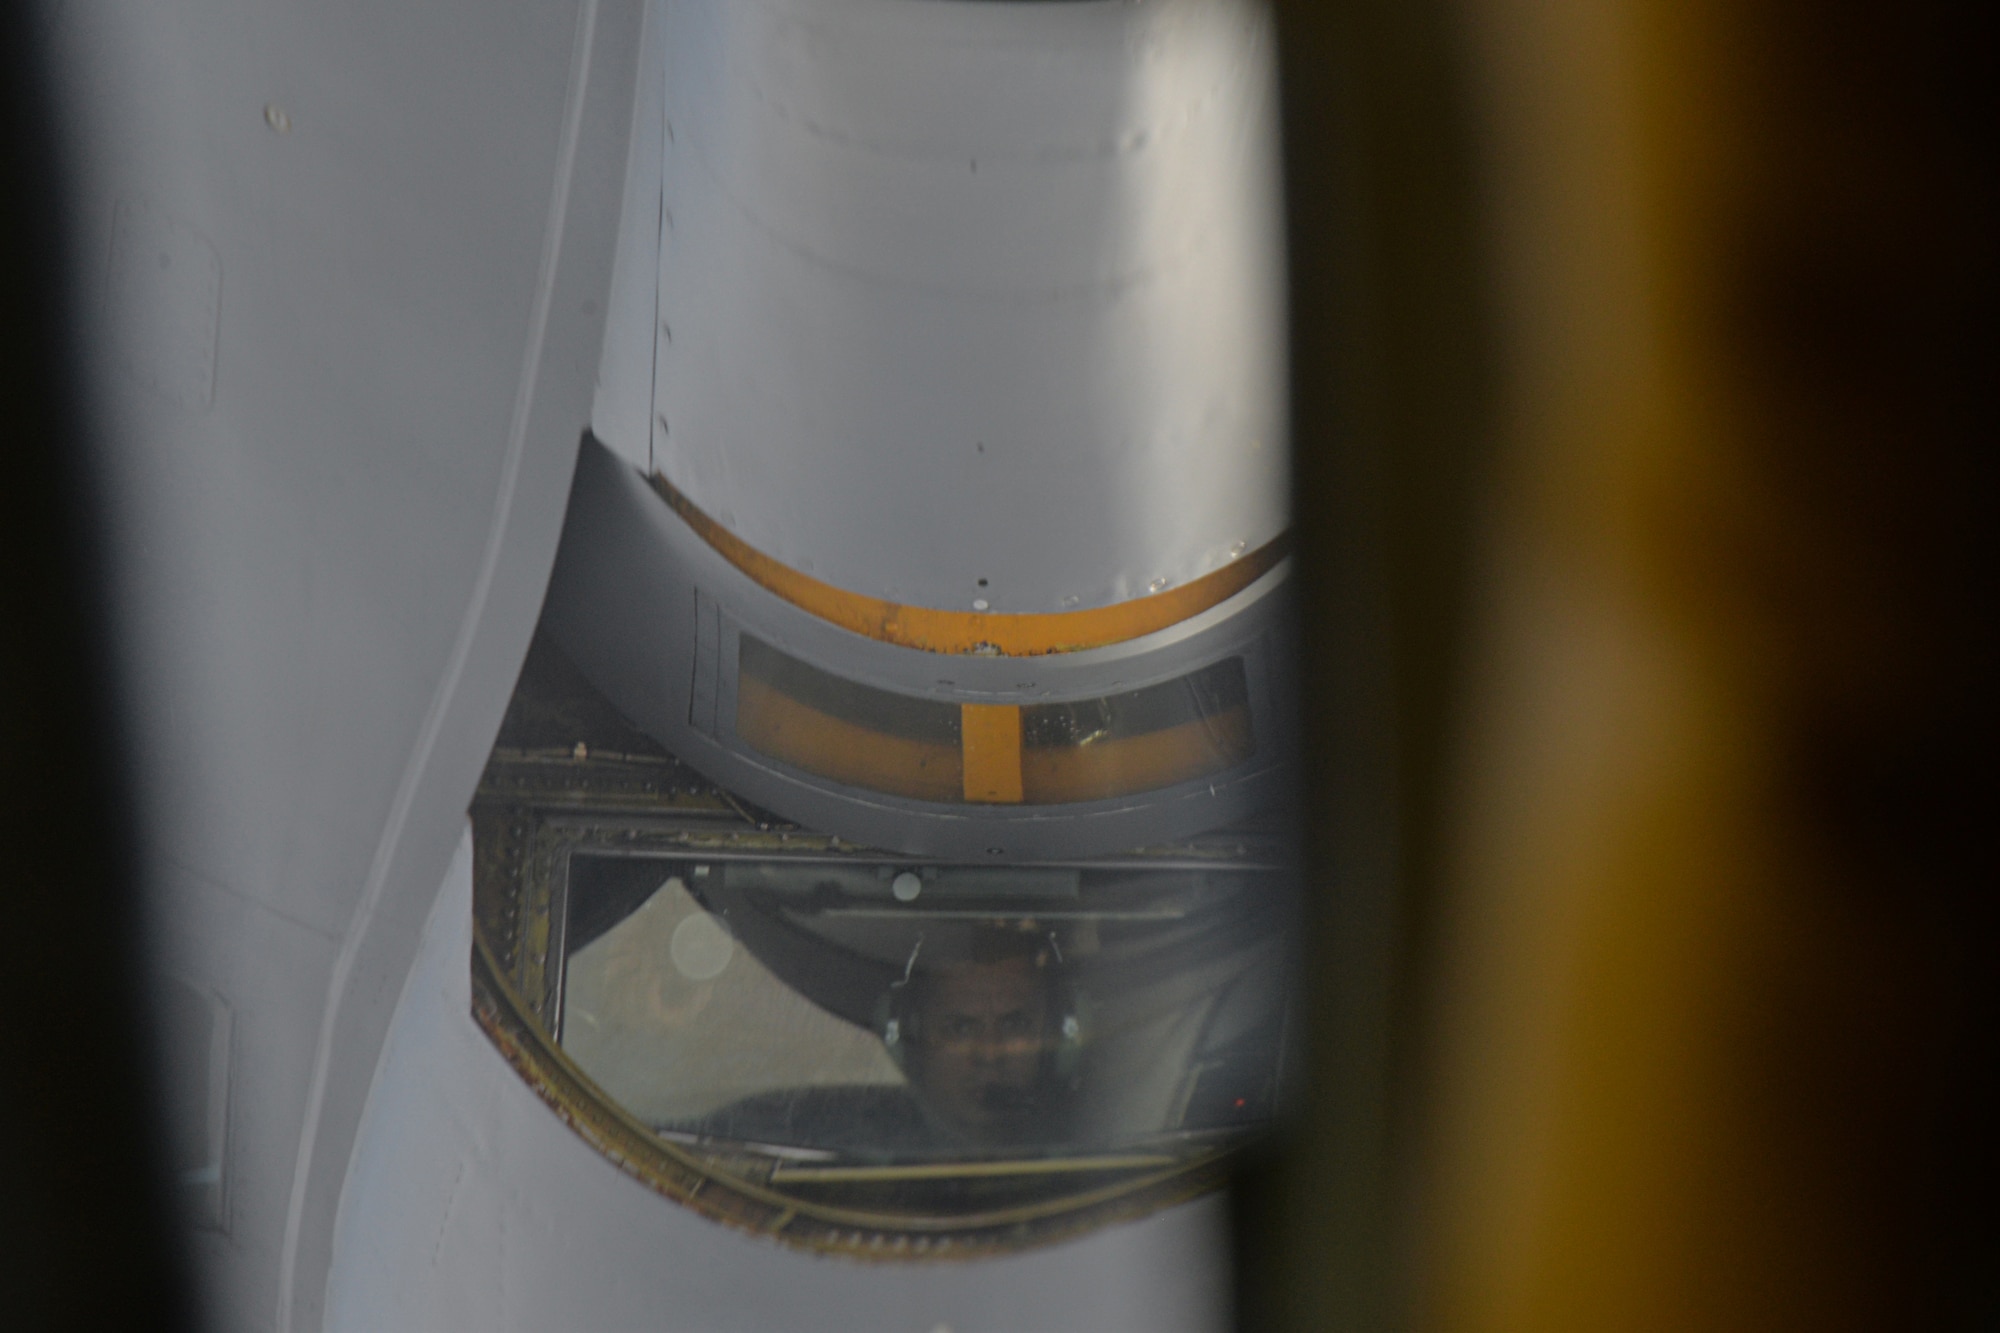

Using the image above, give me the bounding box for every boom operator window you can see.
[471,634,1296,1256]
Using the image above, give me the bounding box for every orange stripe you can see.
[650,473,1287,656]
[735,675,963,803]
[960,704,1025,804]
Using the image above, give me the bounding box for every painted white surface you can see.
[648,0,1289,613]
[42,1,634,1326]
[328,830,1233,1333]
[592,0,668,472]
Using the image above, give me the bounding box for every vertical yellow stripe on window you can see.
[960,704,1024,804]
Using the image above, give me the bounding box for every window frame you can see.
[471,743,1275,1259]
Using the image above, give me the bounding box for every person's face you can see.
[914,960,1050,1136]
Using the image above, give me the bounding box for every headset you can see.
[876,934,1088,1087]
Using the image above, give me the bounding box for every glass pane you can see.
[560,866,903,1128]
[558,851,1290,1168]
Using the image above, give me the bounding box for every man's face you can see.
[914,959,1051,1138]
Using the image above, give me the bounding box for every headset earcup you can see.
[875,989,912,1073]
[1051,988,1090,1082]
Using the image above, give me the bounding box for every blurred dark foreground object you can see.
[0,5,197,1330]
[1248,0,1996,1330]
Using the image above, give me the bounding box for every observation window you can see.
[473,635,1295,1256]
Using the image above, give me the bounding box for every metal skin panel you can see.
[42,1,640,1326]
[637,0,1289,615]
[545,436,1296,862]
[589,0,666,472]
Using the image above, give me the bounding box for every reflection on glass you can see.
[1020,658,1254,803]
[558,853,1289,1171]
[560,872,902,1128]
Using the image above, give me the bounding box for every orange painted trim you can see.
[649,473,1288,656]
[960,704,1025,804]
[735,674,963,803]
